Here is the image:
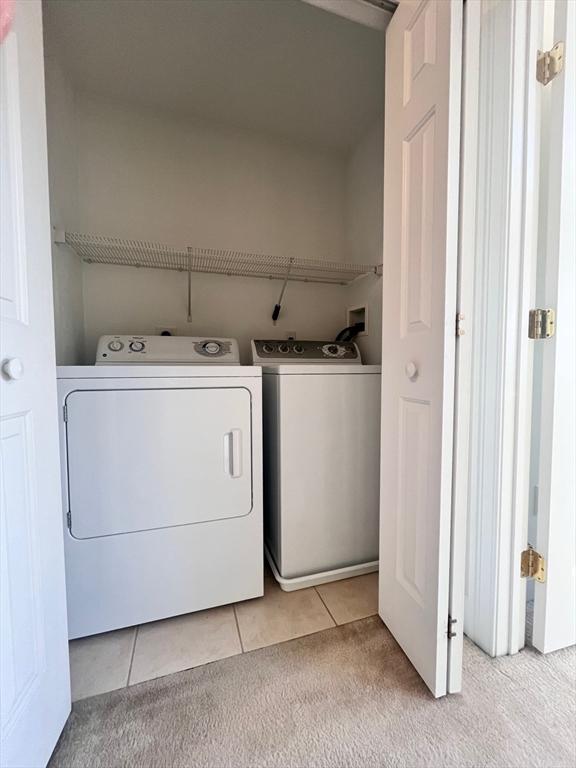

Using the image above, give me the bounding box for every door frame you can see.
[458,0,545,656]
[530,0,576,654]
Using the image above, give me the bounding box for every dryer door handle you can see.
[224,429,243,478]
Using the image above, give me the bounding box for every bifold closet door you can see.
[0,2,71,766]
[378,0,464,697]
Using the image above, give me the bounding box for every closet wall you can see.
[76,94,351,363]
[45,51,84,366]
[345,120,384,365]
[44,4,384,366]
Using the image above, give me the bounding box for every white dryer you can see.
[58,336,262,638]
[251,339,381,591]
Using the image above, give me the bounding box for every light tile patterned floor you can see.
[69,570,379,700]
[69,627,136,701]
[130,605,242,684]
[234,570,335,651]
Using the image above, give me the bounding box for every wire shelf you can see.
[57,232,382,285]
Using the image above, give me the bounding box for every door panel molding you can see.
[0,33,28,325]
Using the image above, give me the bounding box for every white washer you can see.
[251,339,381,591]
[58,336,263,638]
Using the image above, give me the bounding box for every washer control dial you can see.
[322,343,345,357]
[108,340,124,352]
[129,340,145,352]
[293,344,304,354]
[278,343,290,353]
[262,343,275,354]
[203,341,222,355]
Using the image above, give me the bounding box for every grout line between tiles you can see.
[232,604,245,653]
[313,587,338,627]
[126,625,139,686]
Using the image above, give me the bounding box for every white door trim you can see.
[531,0,576,654]
[460,0,543,656]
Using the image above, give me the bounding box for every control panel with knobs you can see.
[251,339,361,364]
[95,335,239,365]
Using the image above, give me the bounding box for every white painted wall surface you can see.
[74,96,347,260]
[43,47,85,364]
[344,120,384,364]
[44,76,384,365]
[82,265,346,364]
[70,94,354,363]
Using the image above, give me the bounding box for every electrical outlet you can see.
[285,331,297,339]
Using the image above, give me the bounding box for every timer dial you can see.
[203,341,221,355]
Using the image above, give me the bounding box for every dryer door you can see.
[65,387,252,538]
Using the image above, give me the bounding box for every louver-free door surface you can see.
[379,0,464,698]
[0,2,71,766]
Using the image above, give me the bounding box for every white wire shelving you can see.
[55,231,382,286]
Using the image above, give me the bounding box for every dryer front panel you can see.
[65,387,252,538]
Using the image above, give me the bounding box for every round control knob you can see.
[129,341,145,352]
[203,341,221,355]
[278,343,290,353]
[327,345,339,355]
[262,343,275,354]
[405,361,419,379]
[2,358,24,380]
[294,344,304,354]
[108,340,124,352]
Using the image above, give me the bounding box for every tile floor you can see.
[69,569,379,701]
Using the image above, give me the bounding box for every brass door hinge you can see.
[521,546,546,582]
[456,313,465,337]
[537,42,564,85]
[528,308,555,339]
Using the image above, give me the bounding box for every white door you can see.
[65,387,253,538]
[379,0,463,697]
[532,0,576,654]
[0,2,71,766]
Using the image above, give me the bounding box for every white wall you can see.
[44,44,85,364]
[72,95,351,363]
[45,81,384,366]
[82,266,346,364]
[344,120,384,364]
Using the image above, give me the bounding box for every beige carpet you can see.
[49,616,576,768]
